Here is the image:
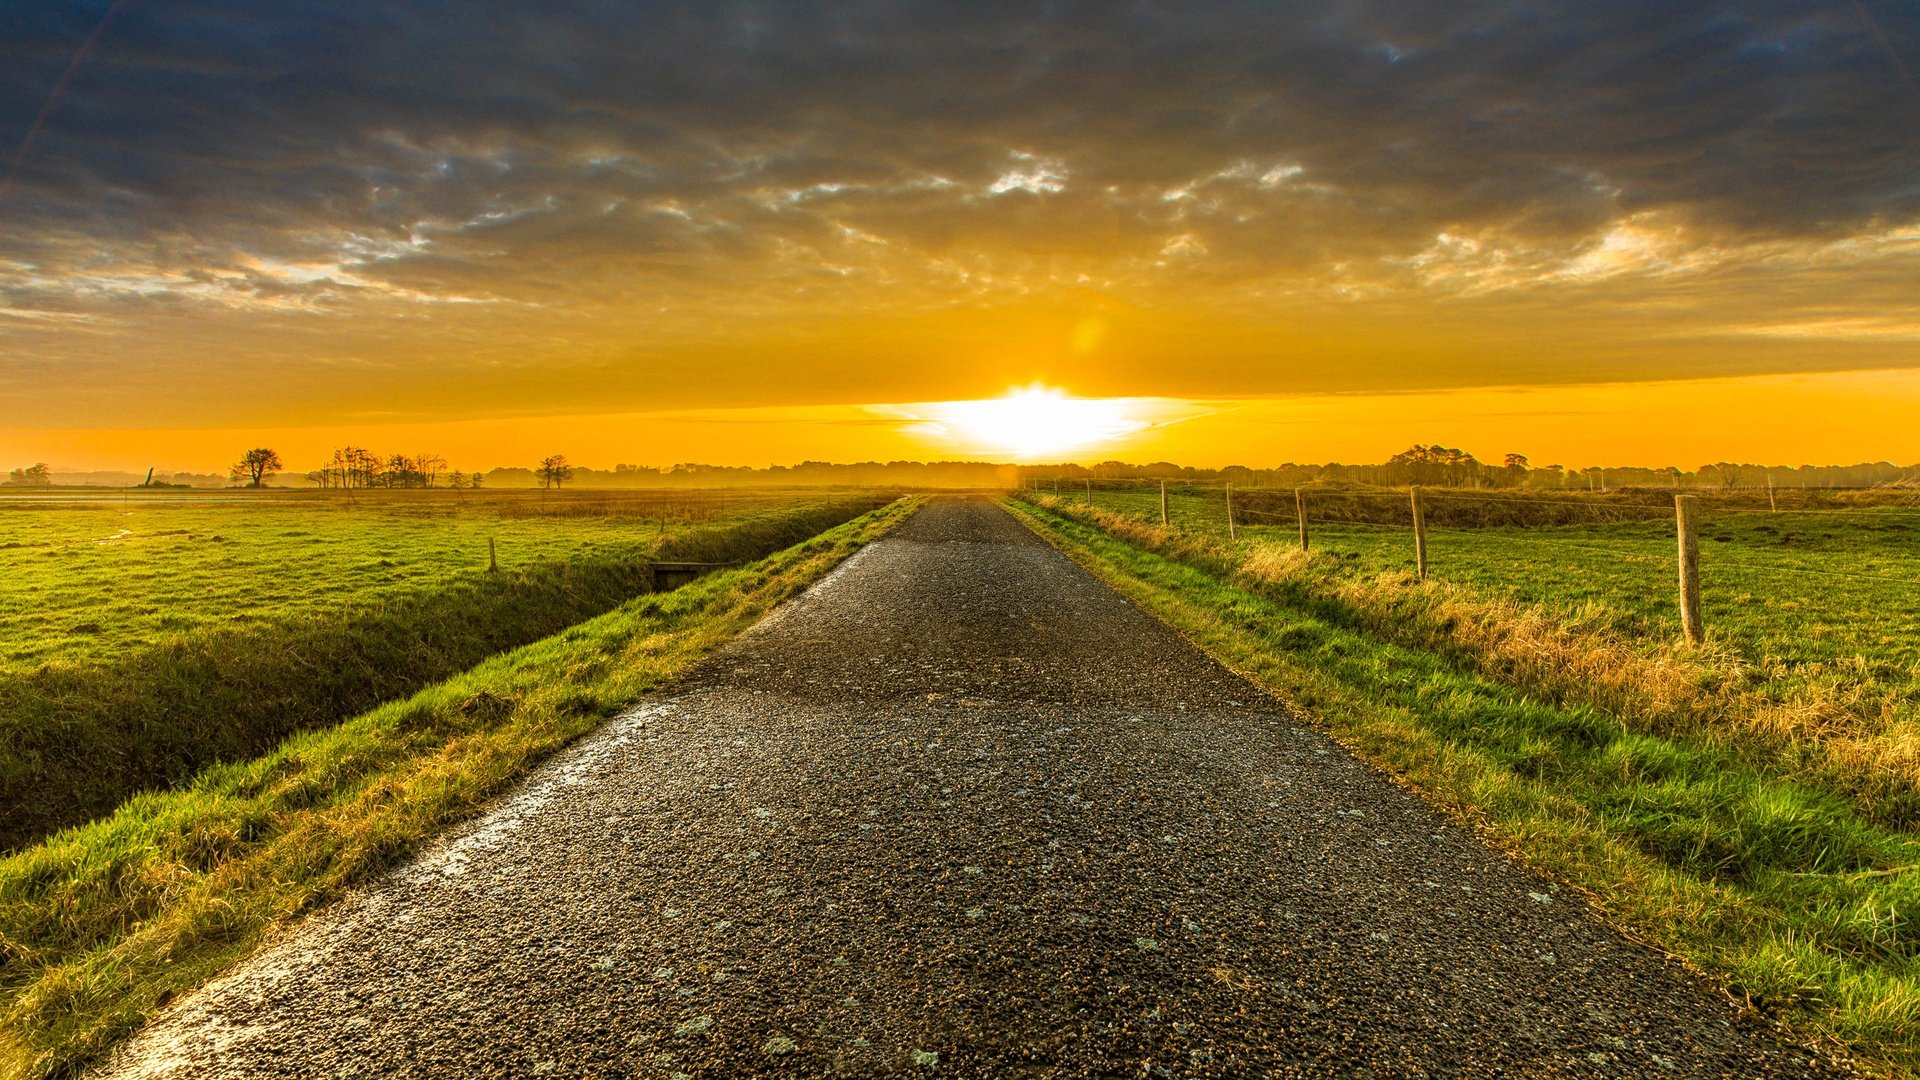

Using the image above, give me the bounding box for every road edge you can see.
[998,495,1867,1080]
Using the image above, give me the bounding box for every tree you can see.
[447,470,469,490]
[349,446,379,489]
[415,452,448,488]
[378,454,426,488]
[469,471,485,489]
[325,448,346,490]
[1386,444,1483,487]
[1699,462,1746,490]
[325,446,377,491]
[536,455,574,489]
[230,448,284,488]
[4,463,51,487]
[1500,453,1530,488]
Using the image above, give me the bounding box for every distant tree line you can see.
[3,463,51,487]
[304,448,474,490]
[1020,448,1920,491]
[15,447,1920,492]
[492,459,1027,488]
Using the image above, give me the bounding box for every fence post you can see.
[1160,479,1169,526]
[1676,494,1703,644]
[1226,483,1237,540]
[1085,479,1092,507]
[1767,473,1777,514]
[1295,487,1309,552]
[488,537,498,573]
[1410,486,1428,580]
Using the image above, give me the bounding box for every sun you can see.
[909,385,1151,459]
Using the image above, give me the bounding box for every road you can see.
[104,499,1834,1078]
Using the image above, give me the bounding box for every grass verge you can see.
[0,496,918,1079]
[1019,495,1920,830]
[0,496,891,850]
[1006,496,1919,1078]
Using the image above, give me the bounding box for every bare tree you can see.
[536,455,574,490]
[415,452,448,488]
[350,447,379,489]
[326,446,378,491]
[230,448,284,488]
[447,470,469,490]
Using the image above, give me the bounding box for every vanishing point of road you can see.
[105,500,1835,1078]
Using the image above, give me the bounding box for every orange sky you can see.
[4,4,1918,474]
[8,369,1915,475]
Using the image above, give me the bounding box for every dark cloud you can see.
[2,0,1918,423]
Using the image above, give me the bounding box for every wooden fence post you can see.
[1676,494,1703,644]
[1295,487,1309,552]
[488,537,498,573]
[1767,474,1778,514]
[1085,479,1092,507]
[1410,486,1428,580]
[1160,479,1169,526]
[1226,483,1237,540]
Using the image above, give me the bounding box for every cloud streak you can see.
[1,0,1918,426]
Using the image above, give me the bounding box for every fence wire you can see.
[1028,483,1920,604]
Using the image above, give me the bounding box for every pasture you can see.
[0,488,893,848]
[0,488,833,671]
[1062,482,1920,718]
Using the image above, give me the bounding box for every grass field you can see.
[1007,495,1920,1077]
[0,489,835,671]
[0,489,893,849]
[0,495,919,1079]
[1068,483,1920,724]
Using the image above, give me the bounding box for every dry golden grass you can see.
[1031,493,1919,828]
[1009,495,1920,1077]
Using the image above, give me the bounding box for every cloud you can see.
[2,0,1919,425]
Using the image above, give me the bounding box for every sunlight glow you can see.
[900,385,1152,458]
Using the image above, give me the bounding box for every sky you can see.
[2,1,1918,472]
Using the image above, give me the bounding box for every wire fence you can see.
[1020,477,1920,647]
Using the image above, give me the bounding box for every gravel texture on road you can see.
[101,499,1836,1078]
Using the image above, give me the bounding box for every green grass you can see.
[1074,484,1920,721]
[0,488,842,670]
[0,496,920,1079]
[1006,495,1920,1077]
[0,490,893,849]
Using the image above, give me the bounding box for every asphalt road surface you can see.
[104,499,1836,1078]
